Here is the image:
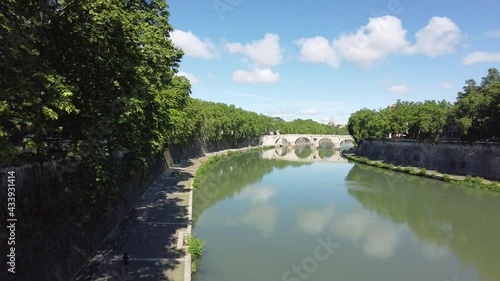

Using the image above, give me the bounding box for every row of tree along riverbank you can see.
[347,68,500,143]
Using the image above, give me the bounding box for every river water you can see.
[192,148,500,281]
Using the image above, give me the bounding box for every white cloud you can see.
[170,30,217,59]
[462,52,500,65]
[296,16,409,67]
[300,108,321,115]
[177,71,199,84]
[232,68,280,83]
[405,17,461,57]
[296,16,461,68]
[295,36,340,67]
[441,82,453,89]
[226,33,283,68]
[333,16,410,67]
[388,84,411,94]
[483,29,500,38]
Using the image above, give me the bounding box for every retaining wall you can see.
[356,140,500,180]
[0,136,259,281]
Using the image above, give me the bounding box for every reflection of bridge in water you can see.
[261,146,349,163]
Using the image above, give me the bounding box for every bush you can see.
[396,166,403,172]
[187,236,205,259]
[418,168,427,176]
[387,164,395,170]
[407,168,417,175]
[443,174,452,182]
[375,162,383,168]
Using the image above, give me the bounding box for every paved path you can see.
[74,155,208,281]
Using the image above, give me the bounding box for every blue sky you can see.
[167,0,500,124]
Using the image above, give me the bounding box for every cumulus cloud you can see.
[388,84,411,94]
[334,16,410,67]
[170,30,217,59]
[462,52,500,65]
[232,68,280,83]
[226,33,283,68]
[483,29,500,38]
[177,71,199,84]
[405,17,461,57]
[295,36,340,67]
[441,82,453,89]
[296,16,461,67]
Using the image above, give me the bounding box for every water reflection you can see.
[275,146,287,156]
[318,148,334,159]
[194,152,500,281]
[346,164,500,281]
[226,187,278,237]
[294,145,313,159]
[297,205,336,235]
[264,147,347,163]
[193,151,310,221]
[331,208,402,259]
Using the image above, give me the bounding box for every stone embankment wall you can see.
[356,140,500,180]
[0,136,259,281]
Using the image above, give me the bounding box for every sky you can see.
[166,0,500,125]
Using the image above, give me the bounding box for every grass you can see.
[345,153,500,192]
[187,235,205,273]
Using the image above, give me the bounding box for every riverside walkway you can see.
[75,157,201,280]
[74,148,251,281]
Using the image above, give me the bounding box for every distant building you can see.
[336,124,345,129]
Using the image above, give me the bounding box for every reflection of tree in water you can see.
[318,148,334,159]
[346,164,500,281]
[193,151,310,221]
[294,145,313,159]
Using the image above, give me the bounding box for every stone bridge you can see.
[261,147,348,163]
[261,134,355,149]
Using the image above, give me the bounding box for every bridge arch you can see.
[295,137,312,146]
[318,138,335,149]
[339,139,355,149]
[275,138,288,146]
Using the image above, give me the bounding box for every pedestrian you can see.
[123,252,129,272]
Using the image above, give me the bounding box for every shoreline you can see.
[184,145,273,277]
[343,151,500,193]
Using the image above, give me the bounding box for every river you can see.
[192,147,500,281]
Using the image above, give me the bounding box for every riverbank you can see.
[73,145,270,281]
[344,151,500,192]
[355,139,500,180]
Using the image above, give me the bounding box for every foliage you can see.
[187,235,205,259]
[443,174,452,182]
[348,154,500,192]
[347,68,500,142]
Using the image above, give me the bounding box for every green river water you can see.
[192,148,500,281]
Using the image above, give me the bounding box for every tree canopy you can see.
[347,68,500,143]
